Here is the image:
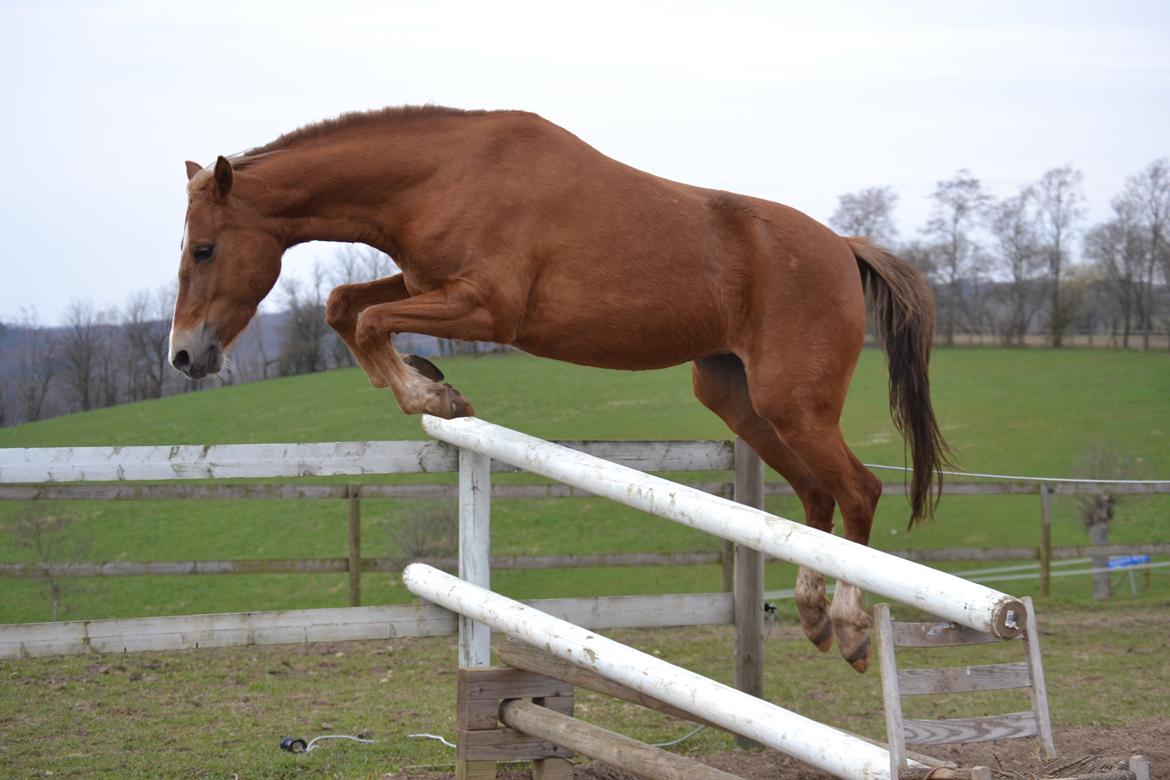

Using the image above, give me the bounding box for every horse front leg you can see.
[328,274,452,389]
[354,279,499,418]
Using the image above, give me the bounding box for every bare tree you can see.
[277,262,330,376]
[6,509,91,620]
[922,170,991,346]
[15,308,60,422]
[829,186,900,246]
[987,187,1044,345]
[328,244,400,366]
[60,300,104,411]
[122,284,175,401]
[1084,197,1147,348]
[1116,158,1170,349]
[1034,165,1086,347]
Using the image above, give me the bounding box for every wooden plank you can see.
[456,726,572,761]
[482,551,722,570]
[897,662,1031,695]
[0,603,458,658]
[889,621,1003,648]
[0,439,734,485]
[532,757,574,780]
[497,639,721,730]
[0,559,352,577]
[454,760,495,780]
[0,552,724,579]
[0,593,733,659]
[501,700,742,780]
[461,668,573,701]
[9,543,1170,579]
[3,478,1168,499]
[458,667,573,731]
[0,441,459,483]
[532,592,733,630]
[875,604,909,779]
[1022,597,1057,759]
[0,483,352,500]
[903,711,1038,746]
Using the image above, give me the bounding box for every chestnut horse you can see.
[171,106,947,672]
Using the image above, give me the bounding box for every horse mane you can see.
[240,105,489,159]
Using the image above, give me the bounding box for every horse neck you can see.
[243,127,450,254]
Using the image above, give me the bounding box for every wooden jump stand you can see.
[876,598,1150,780]
[456,666,575,780]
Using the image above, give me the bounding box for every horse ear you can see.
[185,161,203,181]
[213,156,234,199]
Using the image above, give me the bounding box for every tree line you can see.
[830,158,1170,349]
[1,158,1167,428]
[0,245,506,428]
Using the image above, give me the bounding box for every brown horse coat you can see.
[171,106,947,671]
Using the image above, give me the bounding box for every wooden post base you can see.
[456,666,575,779]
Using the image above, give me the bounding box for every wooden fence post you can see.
[1039,483,1052,597]
[347,484,361,607]
[733,437,765,749]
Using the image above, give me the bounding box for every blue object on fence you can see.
[1107,555,1151,569]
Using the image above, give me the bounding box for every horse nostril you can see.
[173,350,191,370]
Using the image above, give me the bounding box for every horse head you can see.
[170,156,282,379]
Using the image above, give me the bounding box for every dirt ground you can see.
[396,721,1167,779]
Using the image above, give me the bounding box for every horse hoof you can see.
[404,354,445,382]
[445,385,475,418]
[841,637,870,674]
[804,617,834,653]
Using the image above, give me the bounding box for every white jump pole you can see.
[404,563,909,780]
[422,415,1023,638]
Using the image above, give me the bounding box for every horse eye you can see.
[193,244,215,262]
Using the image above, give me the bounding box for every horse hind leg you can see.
[692,355,838,653]
[744,365,882,673]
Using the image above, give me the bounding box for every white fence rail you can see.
[0,592,732,660]
[422,415,1025,639]
[405,563,912,780]
[0,439,732,483]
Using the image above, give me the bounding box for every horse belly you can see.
[512,292,725,371]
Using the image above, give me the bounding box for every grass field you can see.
[0,606,1166,778]
[1,348,1168,624]
[1,348,1168,778]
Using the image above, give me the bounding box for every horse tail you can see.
[846,236,951,527]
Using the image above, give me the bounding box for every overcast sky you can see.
[1,1,1167,324]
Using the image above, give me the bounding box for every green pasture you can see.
[0,348,1168,624]
[0,605,1166,778]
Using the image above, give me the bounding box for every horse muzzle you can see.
[170,332,224,380]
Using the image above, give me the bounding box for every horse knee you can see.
[326,286,355,332]
[354,313,385,353]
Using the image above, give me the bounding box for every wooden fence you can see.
[1,472,1167,605]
